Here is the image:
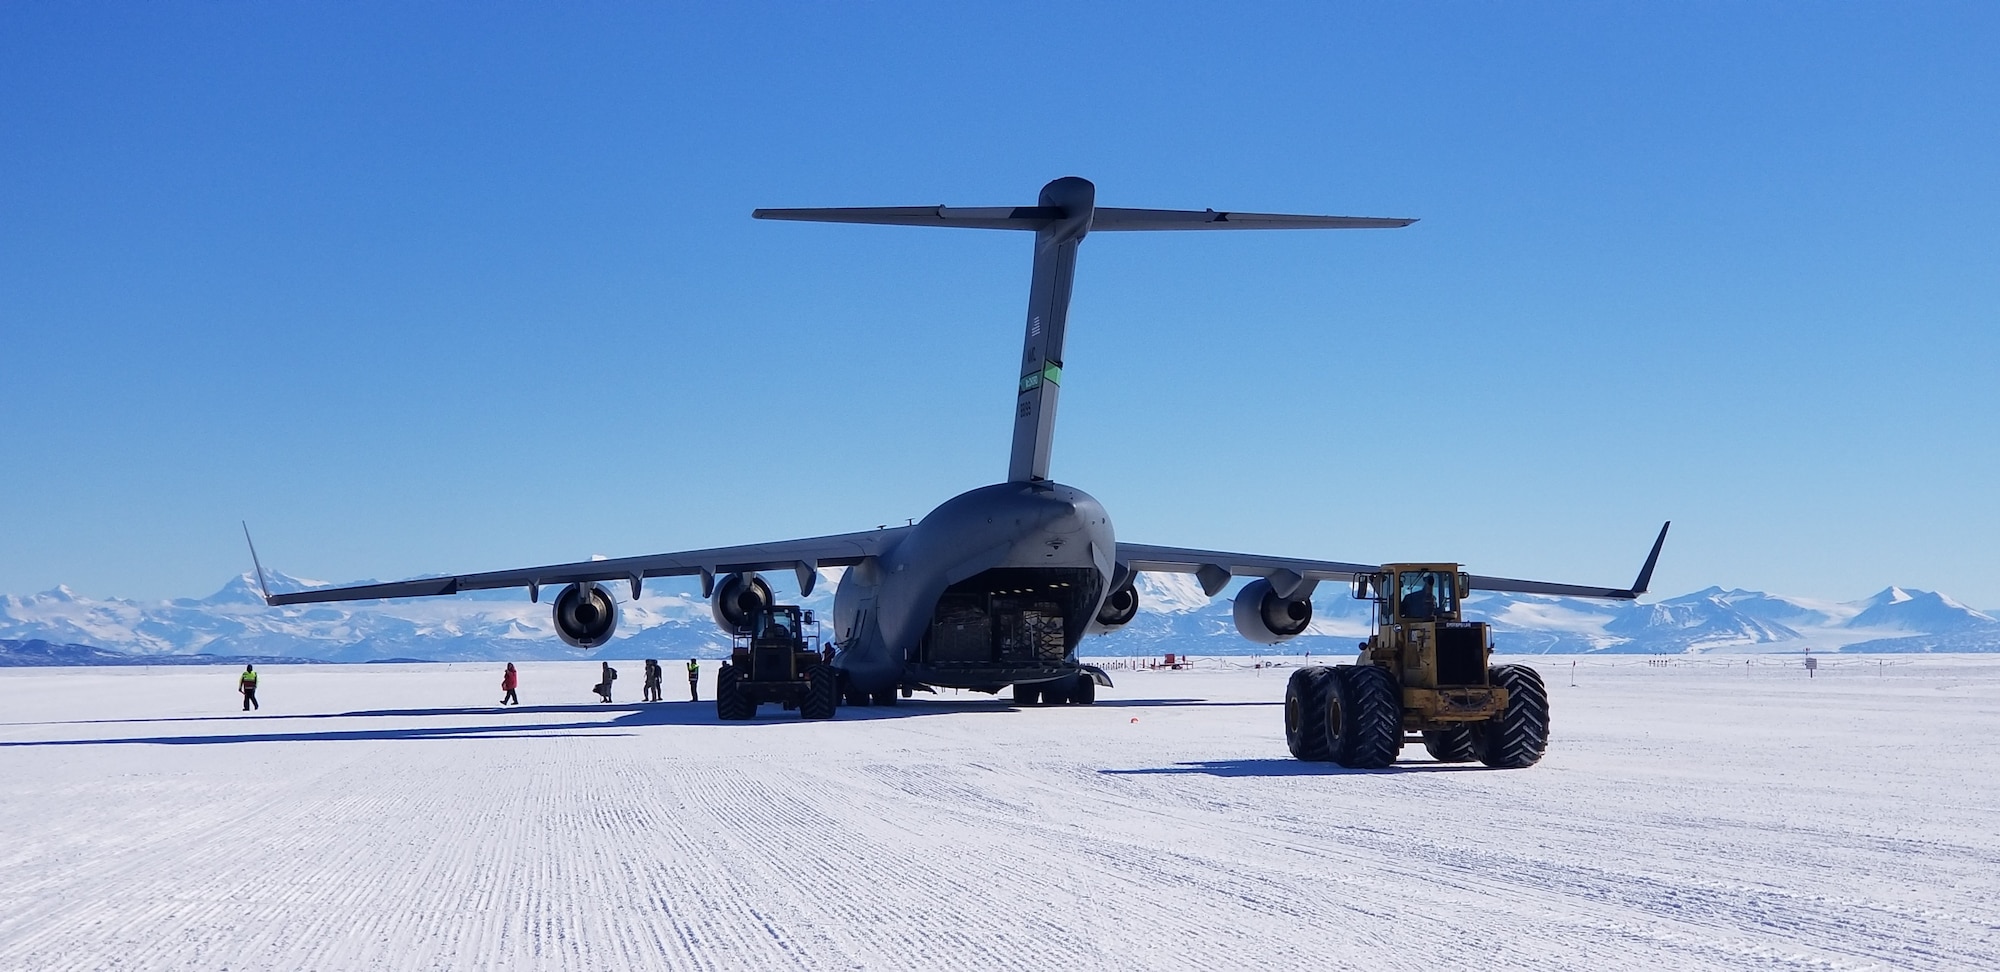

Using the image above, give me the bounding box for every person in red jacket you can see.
[500,663,519,706]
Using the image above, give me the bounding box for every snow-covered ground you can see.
[1,655,1995,971]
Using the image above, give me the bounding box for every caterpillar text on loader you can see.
[1284,523,1670,769]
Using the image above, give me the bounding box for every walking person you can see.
[642,659,663,702]
[238,664,259,711]
[594,661,617,703]
[686,658,700,702]
[500,663,519,705]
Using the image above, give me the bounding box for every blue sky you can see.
[3,2,1996,606]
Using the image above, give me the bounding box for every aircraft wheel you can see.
[871,688,900,706]
[1070,672,1096,705]
[1284,666,1335,761]
[715,664,755,721]
[1327,665,1402,769]
[1473,664,1550,769]
[801,665,838,720]
[1041,678,1072,705]
[1011,682,1041,706]
[1422,726,1478,763]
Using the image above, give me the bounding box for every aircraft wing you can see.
[260,527,914,606]
[1117,522,1670,601]
[1118,543,1380,598]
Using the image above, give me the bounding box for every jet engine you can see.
[552,582,619,650]
[1231,577,1312,645]
[1087,577,1140,635]
[710,572,775,634]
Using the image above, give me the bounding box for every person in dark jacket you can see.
[500,663,519,705]
[643,659,663,702]
[238,664,259,711]
[1401,574,1440,620]
[594,661,617,703]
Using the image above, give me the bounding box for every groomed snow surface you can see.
[1,656,1995,971]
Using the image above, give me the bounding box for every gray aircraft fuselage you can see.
[831,481,1113,695]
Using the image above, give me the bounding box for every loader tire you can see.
[1284,666,1336,761]
[1474,664,1550,769]
[715,664,755,721]
[1328,664,1403,769]
[1042,678,1072,705]
[1422,726,1478,763]
[801,665,838,720]
[1011,682,1041,706]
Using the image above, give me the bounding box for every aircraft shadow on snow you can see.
[0,697,1274,748]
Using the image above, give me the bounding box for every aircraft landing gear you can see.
[1011,672,1097,707]
[1041,678,1072,705]
[1069,671,1096,705]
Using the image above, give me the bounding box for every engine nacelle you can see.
[552,582,619,650]
[1087,577,1140,635]
[710,572,775,634]
[1232,577,1312,645]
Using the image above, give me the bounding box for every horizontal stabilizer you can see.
[752,206,1061,230]
[752,205,1415,233]
[1090,208,1415,231]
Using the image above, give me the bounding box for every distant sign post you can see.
[1805,655,1819,678]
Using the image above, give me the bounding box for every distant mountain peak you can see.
[202,570,326,604]
[1846,585,1998,633]
[4,572,1999,661]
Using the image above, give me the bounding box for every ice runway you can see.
[1,656,1995,971]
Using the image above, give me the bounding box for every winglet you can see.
[241,521,273,606]
[1628,521,1671,596]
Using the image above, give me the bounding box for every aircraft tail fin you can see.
[757,178,1415,483]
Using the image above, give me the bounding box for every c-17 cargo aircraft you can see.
[254,177,1667,710]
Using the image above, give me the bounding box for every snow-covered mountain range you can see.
[2,570,1996,663]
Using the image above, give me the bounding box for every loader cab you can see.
[754,607,799,642]
[1395,569,1460,622]
[748,605,815,649]
[1353,565,1469,627]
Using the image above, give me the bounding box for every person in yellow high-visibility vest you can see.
[238,664,260,711]
[686,658,700,702]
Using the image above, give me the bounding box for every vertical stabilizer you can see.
[1009,177,1095,482]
